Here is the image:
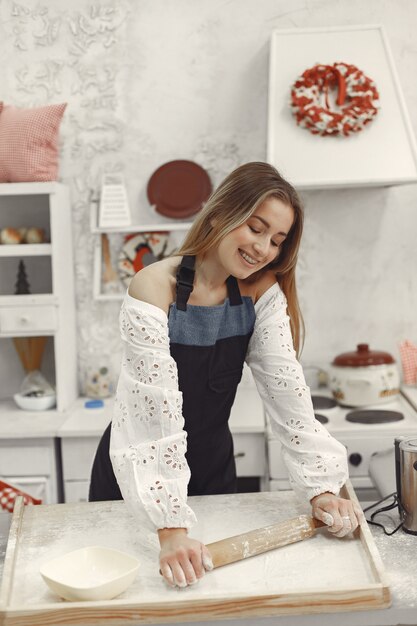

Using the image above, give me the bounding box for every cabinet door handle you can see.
[234,452,246,459]
[19,315,30,324]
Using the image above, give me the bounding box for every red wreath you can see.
[290,62,380,137]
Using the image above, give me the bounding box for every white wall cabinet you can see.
[0,182,78,411]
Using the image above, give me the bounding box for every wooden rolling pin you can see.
[206,515,326,568]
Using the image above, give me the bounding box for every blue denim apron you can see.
[89,255,256,501]
[169,255,256,495]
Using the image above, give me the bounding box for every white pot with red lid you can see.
[329,343,400,407]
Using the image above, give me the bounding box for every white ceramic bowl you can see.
[40,546,140,601]
[14,393,56,411]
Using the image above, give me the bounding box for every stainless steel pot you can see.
[329,343,400,407]
[396,436,417,535]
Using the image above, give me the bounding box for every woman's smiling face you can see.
[215,196,294,279]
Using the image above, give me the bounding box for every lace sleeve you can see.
[246,283,348,501]
[110,293,197,530]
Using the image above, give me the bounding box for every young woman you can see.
[89,162,364,588]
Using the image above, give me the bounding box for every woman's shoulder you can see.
[128,256,180,314]
[239,270,280,304]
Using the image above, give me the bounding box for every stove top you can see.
[310,389,417,435]
[267,386,417,491]
[345,409,404,424]
[312,396,338,411]
[314,412,329,425]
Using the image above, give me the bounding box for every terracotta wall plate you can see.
[147,160,212,219]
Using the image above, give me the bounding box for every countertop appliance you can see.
[268,386,417,502]
[396,435,417,535]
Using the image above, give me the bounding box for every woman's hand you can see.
[310,492,365,537]
[158,528,213,588]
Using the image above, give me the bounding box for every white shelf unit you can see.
[0,244,52,257]
[0,182,78,412]
[90,200,192,301]
[89,199,194,234]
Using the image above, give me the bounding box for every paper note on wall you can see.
[99,174,132,228]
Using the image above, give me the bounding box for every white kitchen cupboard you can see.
[0,182,78,504]
[0,182,77,411]
[0,437,62,504]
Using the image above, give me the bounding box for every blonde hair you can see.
[178,162,305,354]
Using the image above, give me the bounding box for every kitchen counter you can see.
[0,490,416,626]
[0,398,67,439]
[59,387,265,438]
[0,384,264,440]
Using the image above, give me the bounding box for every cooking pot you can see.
[328,343,400,407]
[395,436,417,535]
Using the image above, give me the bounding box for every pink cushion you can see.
[0,103,67,182]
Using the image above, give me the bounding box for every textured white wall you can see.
[1,0,416,392]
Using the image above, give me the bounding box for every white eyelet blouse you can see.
[110,283,348,530]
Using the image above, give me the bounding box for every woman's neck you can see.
[194,252,228,291]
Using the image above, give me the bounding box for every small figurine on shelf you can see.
[12,260,56,410]
[12,336,56,410]
[85,364,114,399]
[23,227,45,244]
[14,259,30,294]
[0,227,45,245]
[101,233,122,294]
[0,228,22,244]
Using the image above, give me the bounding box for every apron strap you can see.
[176,256,243,309]
[226,275,243,306]
[176,255,195,311]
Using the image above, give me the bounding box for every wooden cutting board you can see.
[0,481,390,626]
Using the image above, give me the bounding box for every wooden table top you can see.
[0,486,391,625]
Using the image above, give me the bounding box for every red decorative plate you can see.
[147,160,212,219]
